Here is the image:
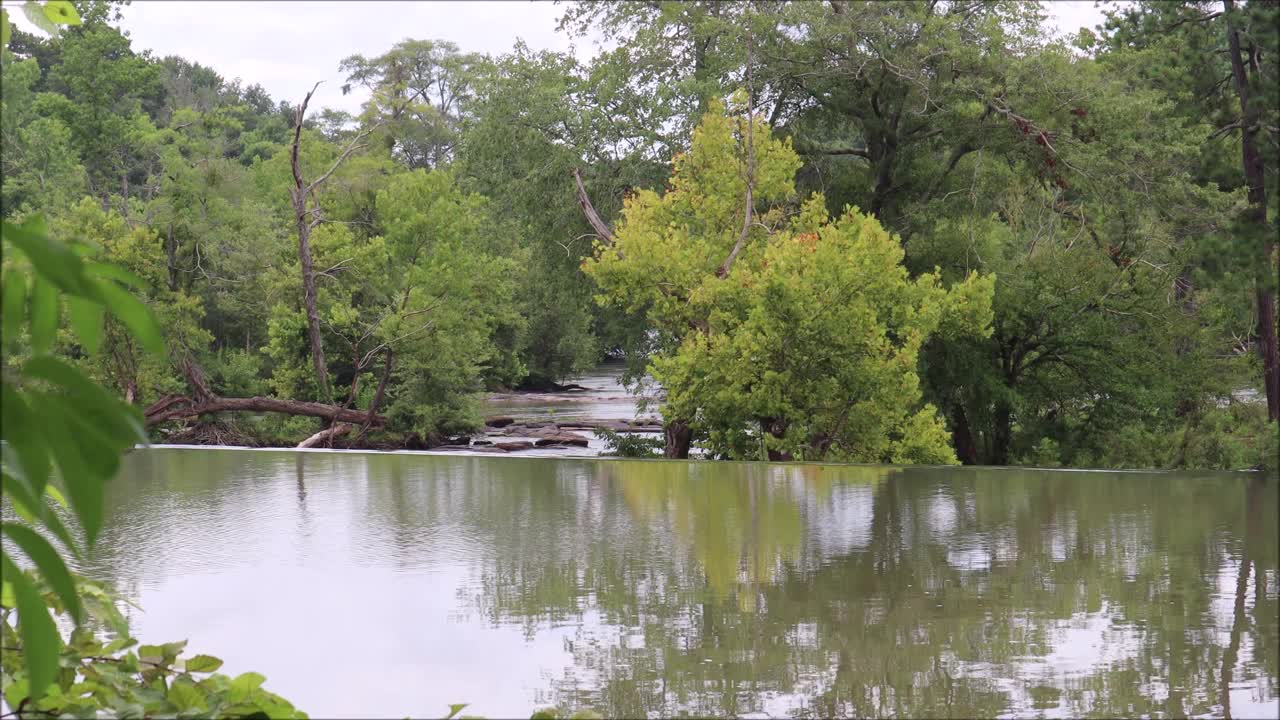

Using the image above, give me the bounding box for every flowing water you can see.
[60,449,1280,718]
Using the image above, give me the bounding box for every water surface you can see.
[71,449,1279,718]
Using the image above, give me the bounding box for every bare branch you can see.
[573,167,616,246]
[1211,120,1244,139]
[718,30,757,280]
[306,124,381,195]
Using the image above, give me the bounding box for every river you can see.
[57,448,1278,718]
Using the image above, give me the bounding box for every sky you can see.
[9,0,1113,116]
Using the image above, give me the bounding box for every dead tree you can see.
[289,82,381,405]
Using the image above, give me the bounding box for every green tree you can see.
[340,39,482,169]
[584,100,994,461]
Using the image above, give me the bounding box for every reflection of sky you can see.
[805,483,875,559]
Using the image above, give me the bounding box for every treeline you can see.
[0,0,1275,469]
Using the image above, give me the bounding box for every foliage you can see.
[1,0,1274,464]
[584,101,994,462]
[0,573,306,718]
[592,427,663,458]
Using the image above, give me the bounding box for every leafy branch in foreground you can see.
[0,575,306,718]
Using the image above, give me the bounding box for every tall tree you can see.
[339,39,481,169]
[1098,0,1279,422]
[286,83,379,405]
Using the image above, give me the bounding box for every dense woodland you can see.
[1,0,1276,469]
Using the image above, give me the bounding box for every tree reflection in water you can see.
[455,463,1277,719]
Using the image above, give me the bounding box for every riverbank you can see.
[149,364,662,457]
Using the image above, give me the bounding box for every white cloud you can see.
[8,0,1111,115]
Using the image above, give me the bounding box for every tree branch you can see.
[572,168,616,246]
[718,30,757,280]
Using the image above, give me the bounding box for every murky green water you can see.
[73,449,1278,718]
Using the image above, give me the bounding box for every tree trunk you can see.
[166,223,179,292]
[291,192,331,404]
[291,86,333,405]
[1224,0,1279,421]
[664,418,692,459]
[760,416,792,461]
[951,403,979,465]
[992,399,1012,466]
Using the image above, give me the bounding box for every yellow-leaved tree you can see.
[583,98,995,463]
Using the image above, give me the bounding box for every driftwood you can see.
[297,422,355,449]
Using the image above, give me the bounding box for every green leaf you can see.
[29,276,58,356]
[445,704,469,720]
[1,9,12,49]
[530,710,559,720]
[1,219,90,295]
[184,654,224,673]
[35,404,103,544]
[85,261,147,290]
[44,483,68,509]
[21,1,60,36]
[167,679,208,713]
[92,277,164,355]
[0,385,51,496]
[161,639,188,663]
[24,356,148,446]
[42,1,80,25]
[227,672,266,703]
[0,523,82,624]
[2,471,79,557]
[1,553,59,701]
[43,392,120,490]
[3,677,29,712]
[66,295,104,354]
[2,267,26,349]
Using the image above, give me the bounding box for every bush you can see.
[594,427,664,458]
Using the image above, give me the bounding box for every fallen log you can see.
[145,395,386,427]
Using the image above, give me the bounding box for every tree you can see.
[285,82,380,405]
[458,44,669,386]
[339,39,481,169]
[1094,0,1278,456]
[583,99,994,462]
[40,13,162,205]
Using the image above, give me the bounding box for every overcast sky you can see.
[10,1,1112,116]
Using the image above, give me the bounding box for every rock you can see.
[534,434,590,447]
[444,436,471,446]
[473,440,492,446]
[494,441,535,451]
[484,416,515,428]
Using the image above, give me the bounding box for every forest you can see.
[2,0,1277,470]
